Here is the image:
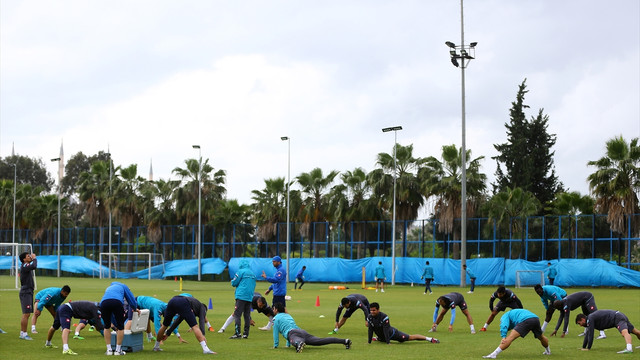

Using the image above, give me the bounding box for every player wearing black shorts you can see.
[44,301,104,355]
[154,295,215,354]
[481,286,523,331]
[431,292,476,334]
[576,310,640,354]
[18,252,37,340]
[482,309,550,358]
[331,294,370,333]
[551,291,605,339]
[366,302,439,344]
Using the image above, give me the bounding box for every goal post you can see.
[0,242,35,290]
[515,270,544,288]
[99,252,165,280]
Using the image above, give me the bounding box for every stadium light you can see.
[445,0,477,287]
[381,125,402,286]
[281,136,290,283]
[51,157,62,277]
[192,145,202,281]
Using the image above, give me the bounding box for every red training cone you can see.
[315,296,320,307]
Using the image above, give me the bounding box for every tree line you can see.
[1,80,638,249]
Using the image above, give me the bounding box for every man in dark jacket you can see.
[367,302,439,344]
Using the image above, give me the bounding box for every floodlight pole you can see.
[51,157,62,277]
[382,126,402,286]
[106,152,112,278]
[193,145,202,281]
[12,163,16,277]
[281,136,291,283]
[446,0,476,287]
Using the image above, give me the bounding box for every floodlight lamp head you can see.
[192,145,200,149]
[445,41,456,49]
[469,42,478,47]
[451,57,460,67]
[51,157,61,162]
[281,136,289,141]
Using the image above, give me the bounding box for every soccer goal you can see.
[0,242,36,290]
[515,270,544,288]
[99,252,165,280]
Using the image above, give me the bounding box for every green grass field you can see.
[0,276,638,359]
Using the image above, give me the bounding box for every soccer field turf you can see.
[0,276,638,359]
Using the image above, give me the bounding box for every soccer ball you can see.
[5,252,10,256]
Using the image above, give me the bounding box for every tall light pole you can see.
[51,157,62,277]
[446,0,476,287]
[280,136,291,283]
[382,126,402,285]
[106,152,112,278]
[192,145,202,281]
[11,163,16,279]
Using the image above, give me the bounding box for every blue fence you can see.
[1,214,638,269]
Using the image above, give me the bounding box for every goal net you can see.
[515,270,544,288]
[99,252,165,280]
[0,243,36,290]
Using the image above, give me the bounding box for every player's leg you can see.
[20,291,34,339]
[242,302,251,337]
[31,300,41,331]
[484,309,500,329]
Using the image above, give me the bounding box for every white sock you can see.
[426,336,433,341]
[175,332,181,338]
[31,325,36,331]
[599,330,606,337]
[206,321,212,328]
[106,345,112,351]
[221,315,234,330]
[627,344,633,351]
[115,345,121,352]
[200,340,208,350]
[494,347,503,355]
[470,324,476,332]
[541,321,548,332]
[63,344,69,351]
[483,323,489,328]
[75,331,80,336]
[546,346,551,353]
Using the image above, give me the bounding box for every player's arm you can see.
[382,318,392,344]
[335,305,343,324]
[489,295,496,311]
[367,322,374,343]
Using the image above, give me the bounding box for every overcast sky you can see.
[1,0,638,212]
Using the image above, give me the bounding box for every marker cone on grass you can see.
[315,296,320,307]
[209,298,213,310]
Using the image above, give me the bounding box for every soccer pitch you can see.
[0,276,638,359]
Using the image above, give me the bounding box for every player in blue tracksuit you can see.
[551,291,605,339]
[331,293,370,333]
[421,261,434,295]
[546,262,557,285]
[482,309,551,359]
[431,292,476,334]
[534,284,567,332]
[100,282,139,355]
[262,256,287,307]
[463,264,476,293]
[272,302,351,352]
[294,266,306,290]
[480,286,523,331]
[375,261,386,292]
[31,285,71,333]
[136,295,185,343]
[229,258,257,339]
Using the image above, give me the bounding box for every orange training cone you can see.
[315,296,320,307]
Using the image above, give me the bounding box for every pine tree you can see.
[492,79,563,212]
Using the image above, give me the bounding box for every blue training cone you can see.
[208,298,213,310]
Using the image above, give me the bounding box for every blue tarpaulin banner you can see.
[2,255,638,287]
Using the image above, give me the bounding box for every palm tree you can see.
[173,158,226,226]
[369,144,426,222]
[329,168,379,257]
[588,136,640,263]
[139,178,180,260]
[251,177,287,242]
[213,199,251,259]
[111,164,146,270]
[297,167,339,256]
[587,136,640,235]
[484,187,540,259]
[421,144,487,258]
[25,194,64,254]
[77,160,110,251]
[551,191,595,257]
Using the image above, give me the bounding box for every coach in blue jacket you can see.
[262,256,287,308]
[230,259,257,338]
